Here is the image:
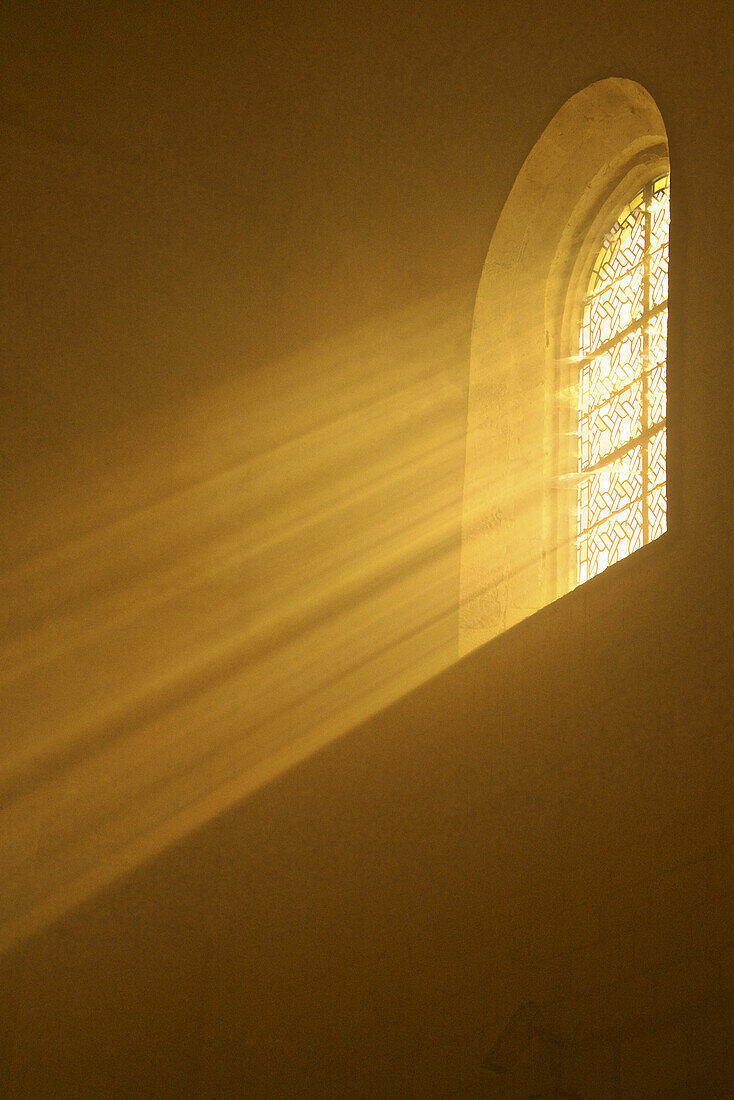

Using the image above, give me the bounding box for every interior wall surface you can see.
[1,0,732,1096]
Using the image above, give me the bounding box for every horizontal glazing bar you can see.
[579,365,667,421]
[577,301,668,366]
[578,419,666,475]
[584,243,668,305]
[579,482,667,539]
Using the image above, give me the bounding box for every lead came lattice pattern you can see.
[577,175,669,582]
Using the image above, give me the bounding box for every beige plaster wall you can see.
[1,1,732,1095]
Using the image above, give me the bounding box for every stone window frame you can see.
[460,78,670,657]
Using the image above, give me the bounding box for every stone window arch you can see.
[460,78,669,656]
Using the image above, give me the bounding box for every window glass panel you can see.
[576,174,669,583]
[581,327,643,405]
[578,447,643,529]
[647,426,667,490]
[647,484,668,542]
[578,500,644,583]
[580,383,642,467]
[583,265,644,351]
[647,361,667,426]
[650,180,670,250]
[650,243,669,306]
[649,310,667,367]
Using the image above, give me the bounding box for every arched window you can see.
[576,174,670,583]
[460,79,670,657]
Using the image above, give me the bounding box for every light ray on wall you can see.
[0,288,473,955]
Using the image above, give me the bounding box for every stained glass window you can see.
[577,174,669,583]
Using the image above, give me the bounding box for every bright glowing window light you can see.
[577,174,669,583]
